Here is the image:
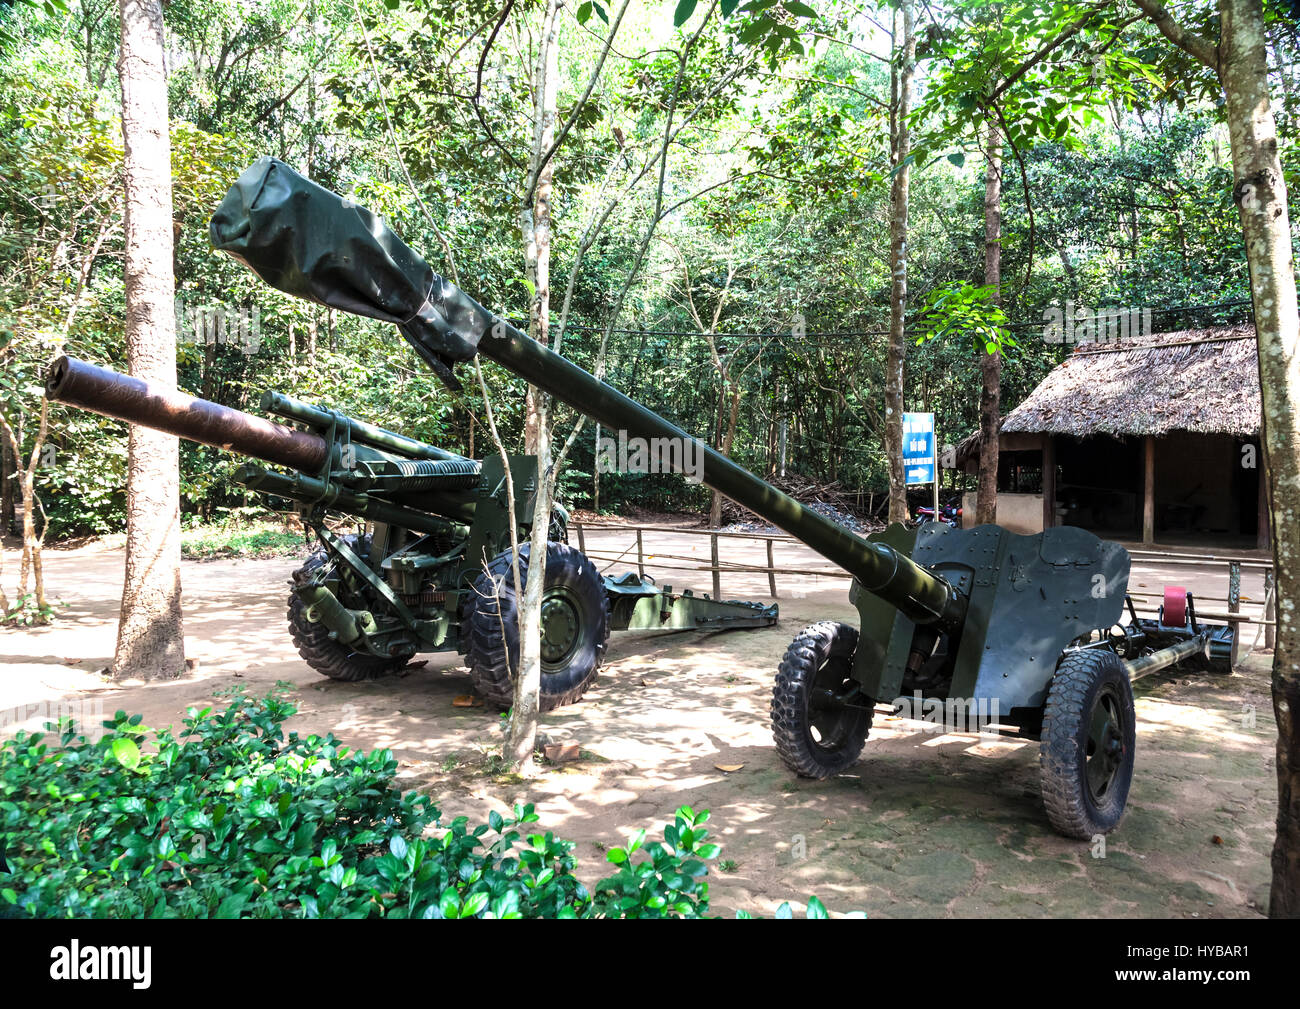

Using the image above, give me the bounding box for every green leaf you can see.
[784,0,816,16]
[674,0,697,26]
[215,891,249,918]
[947,152,965,167]
[806,895,829,918]
[461,891,489,917]
[111,737,140,771]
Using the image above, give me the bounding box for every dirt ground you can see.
[0,529,1278,918]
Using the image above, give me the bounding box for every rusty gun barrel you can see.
[46,355,330,472]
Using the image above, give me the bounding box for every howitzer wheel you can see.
[288,535,409,682]
[771,621,872,778]
[1039,648,1136,838]
[466,542,610,712]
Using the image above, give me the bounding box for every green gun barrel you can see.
[479,325,966,633]
[261,390,471,463]
[233,463,472,530]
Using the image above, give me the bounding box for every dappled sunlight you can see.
[0,541,1278,917]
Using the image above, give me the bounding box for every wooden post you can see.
[711,532,721,599]
[636,527,645,579]
[1041,434,1055,532]
[1265,567,1276,649]
[1228,560,1241,667]
[574,522,585,554]
[767,538,777,599]
[1142,435,1155,545]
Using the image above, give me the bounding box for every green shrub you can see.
[179,518,306,559]
[0,689,851,919]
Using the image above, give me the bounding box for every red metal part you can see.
[1163,585,1188,627]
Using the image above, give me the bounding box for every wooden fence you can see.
[571,521,1276,661]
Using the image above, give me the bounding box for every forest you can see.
[2,0,1286,539]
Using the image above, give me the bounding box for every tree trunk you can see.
[1213,0,1300,919]
[508,0,561,770]
[976,120,1003,525]
[708,371,731,527]
[114,0,186,679]
[1,426,12,537]
[885,0,914,525]
[712,383,742,524]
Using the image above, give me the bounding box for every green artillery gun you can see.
[61,157,1236,838]
[45,356,778,711]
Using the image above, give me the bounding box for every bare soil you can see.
[1,530,1277,917]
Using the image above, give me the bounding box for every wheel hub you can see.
[806,655,859,750]
[1085,687,1126,801]
[540,593,580,665]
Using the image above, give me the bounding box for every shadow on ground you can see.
[0,539,1276,918]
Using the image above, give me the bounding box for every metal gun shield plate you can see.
[850,524,1130,715]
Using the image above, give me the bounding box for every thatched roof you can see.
[1001,324,1260,438]
[952,324,1259,467]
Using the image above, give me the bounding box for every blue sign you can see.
[903,412,936,486]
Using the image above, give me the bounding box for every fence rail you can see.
[571,521,1275,660]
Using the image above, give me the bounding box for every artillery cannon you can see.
[46,355,777,710]
[59,157,1235,838]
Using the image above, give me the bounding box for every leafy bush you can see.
[0,689,849,919]
[180,521,305,560]
[1,593,63,627]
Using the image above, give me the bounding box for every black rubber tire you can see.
[466,541,610,712]
[288,535,407,682]
[1039,648,1136,838]
[771,621,872,778]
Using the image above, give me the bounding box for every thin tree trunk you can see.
[976,120,1003,525]
[885,0,914,524]
[114,0,186,679]
[708,367,730,527]
[0,432,12,538]
[1134,0,1300,918]
[1214,0,1300,920]
[508,0,562,770]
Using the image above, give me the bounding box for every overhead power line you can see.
[550,298,1253,342]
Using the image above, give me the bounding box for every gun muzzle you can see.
[46,356,330,473]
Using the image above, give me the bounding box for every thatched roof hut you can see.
[958,324,1259,463]
[953,324,1266,547]
[1001,324,1259,438]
